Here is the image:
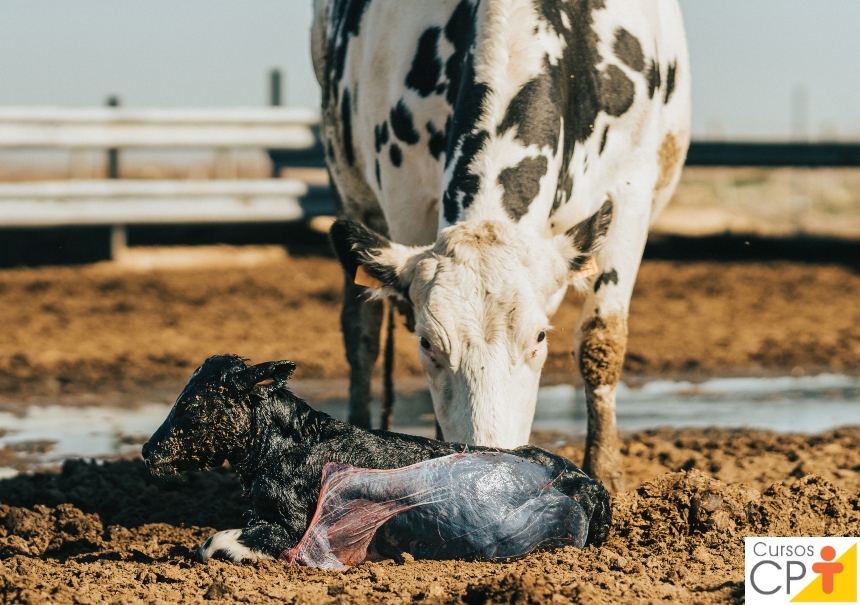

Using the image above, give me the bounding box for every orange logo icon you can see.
[793,544,857,603]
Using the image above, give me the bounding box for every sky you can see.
[0,1,858,140]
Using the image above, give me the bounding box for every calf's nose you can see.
[141,441,152,460]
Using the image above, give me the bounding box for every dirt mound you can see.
[0,504,103,558]
[2,431,859,604]
[0,458,245,529]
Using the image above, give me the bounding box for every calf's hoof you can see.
[198,529,274,563]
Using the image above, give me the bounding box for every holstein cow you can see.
[313,0,690,490]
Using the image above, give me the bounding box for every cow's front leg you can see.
[198,522,293,562]
[574,195,651,493]
[577,311,627,493]
[341,275,384,428]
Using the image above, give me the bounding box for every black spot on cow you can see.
[647,59,661,99]
[325,0,373,106]
[553,171,574,214]
[340,88,355,166]
[664,61,677,104]
[406,27,443,97]
[442,131,488,223]
[374,121,389,153]
[444,0,478,108]
[435,83,447,95]
[498,156,548,221]
[427,120,448,160]
[390,99,420,145]
[601,65,635,117]
[389,143,403,167]
[534,0,604,147]
[599,126,609,155]
[613,27,645,73]
[498,61,561,151]
[594,269,618,292]
[375,159,381,188]
[535,1,640,216]
[435,1,489,224]
[445,48,489,168]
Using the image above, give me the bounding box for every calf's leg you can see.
[198,522,292,562]
[341,275,384,428]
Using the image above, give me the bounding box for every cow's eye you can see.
[419,336,432,351]
[537,331,546,343]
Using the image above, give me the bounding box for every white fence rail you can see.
[0,180,308,227]
[0,106,319,149]
[0,106,325,259]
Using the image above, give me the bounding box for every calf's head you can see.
[142,355,296,475]
[331,201,611,448]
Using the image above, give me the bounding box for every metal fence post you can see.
[270,69,283,107]
[106,95,120,179]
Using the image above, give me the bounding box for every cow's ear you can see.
[556,200,613,283]
[235,360,296,392]
[329,220,426,299]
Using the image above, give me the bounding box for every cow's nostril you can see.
[141,441,152,459]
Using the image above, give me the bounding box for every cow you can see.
[312,0,690,491]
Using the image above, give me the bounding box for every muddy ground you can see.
[1,231,859,603]
[1,428,859,604]
[0,232,859,401]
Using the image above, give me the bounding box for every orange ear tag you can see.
[354,264,384,288]
[570,257,599,281]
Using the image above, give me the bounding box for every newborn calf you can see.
[142,355,611,562]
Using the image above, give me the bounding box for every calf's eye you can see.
[537,331,546,343]
[419,336,432,351]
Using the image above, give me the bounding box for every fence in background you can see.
[0,106,324,258]
[685,141,860,167]
[2,104,860,259]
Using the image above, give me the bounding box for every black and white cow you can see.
[313,0,690,491]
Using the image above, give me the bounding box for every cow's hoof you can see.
[584,454,626,494]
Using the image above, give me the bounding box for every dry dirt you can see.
[1,428,859,604]
[0,244,859,400]
[1,238,859,603]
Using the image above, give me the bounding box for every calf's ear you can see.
[557,199,613,281]
[235,360,297,392]
[329,220,426,299]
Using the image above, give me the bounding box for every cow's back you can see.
[313,0,690,243]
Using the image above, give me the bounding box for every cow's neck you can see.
[440,0,568,239]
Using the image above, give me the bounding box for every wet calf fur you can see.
[142,355,611,562]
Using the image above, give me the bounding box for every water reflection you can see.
[1,374,859,476]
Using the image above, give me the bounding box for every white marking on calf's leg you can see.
[198,529,274,563]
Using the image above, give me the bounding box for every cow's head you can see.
[141,355,296,475]
[331,201,611,447]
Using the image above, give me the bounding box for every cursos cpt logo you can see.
[746,538,858,604]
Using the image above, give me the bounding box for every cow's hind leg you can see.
[575,191,652,493]
[341,275,384,428]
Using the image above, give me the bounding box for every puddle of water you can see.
[1,374,859,475]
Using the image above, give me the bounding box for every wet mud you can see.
[1,427,859,604]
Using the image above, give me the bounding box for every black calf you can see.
[142,355,611,562]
